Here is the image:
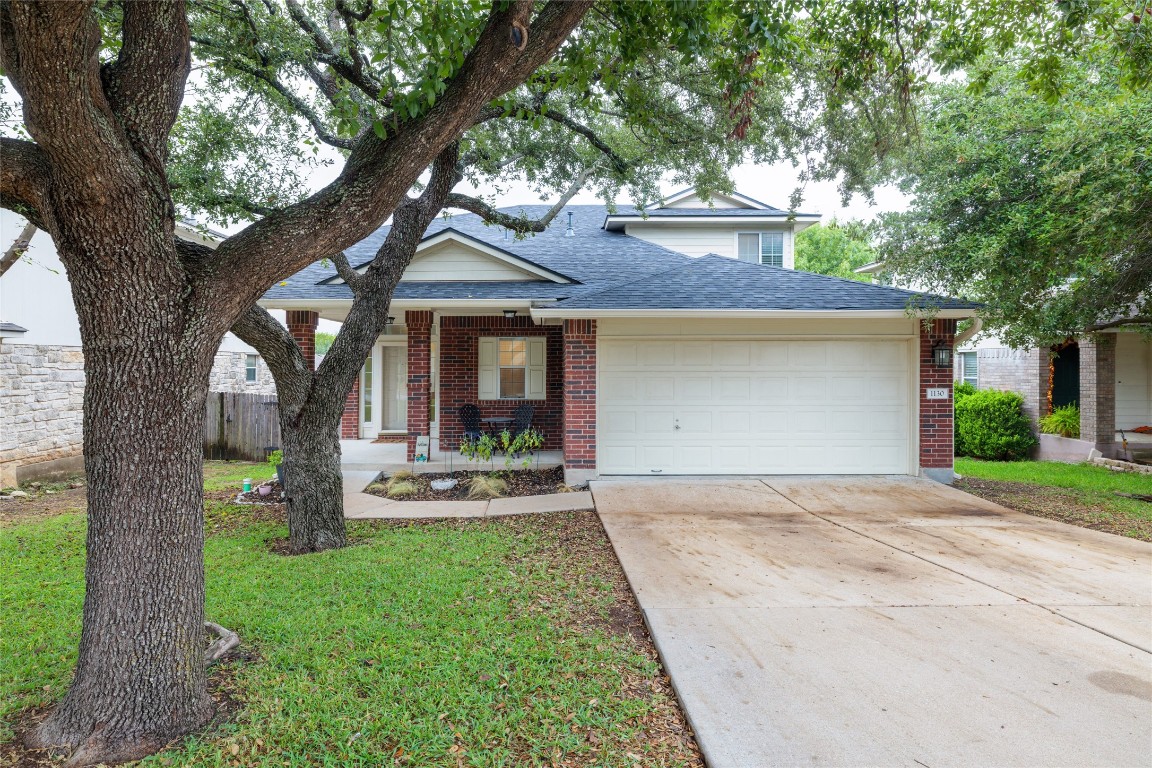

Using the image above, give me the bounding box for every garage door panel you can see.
[598,338,911,475]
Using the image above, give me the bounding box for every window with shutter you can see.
[478,336,546,400]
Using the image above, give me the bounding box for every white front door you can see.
[361,343,407,438]
[598,338,912,475]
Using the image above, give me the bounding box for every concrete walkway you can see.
[593,476,1152,768]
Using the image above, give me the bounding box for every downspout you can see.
[953,316,983,349]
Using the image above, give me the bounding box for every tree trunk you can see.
[28,259,218,765]
[280,403,346,553]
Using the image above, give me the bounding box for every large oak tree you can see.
[2,0,1144,764]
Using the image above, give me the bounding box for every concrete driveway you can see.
[592,476,1152,768]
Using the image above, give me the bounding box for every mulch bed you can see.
[0,484,87,526]
[235,480,285,504]
[367,466,571,502]
[956,477,1152,541]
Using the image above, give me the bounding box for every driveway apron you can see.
[593,476,1152,768]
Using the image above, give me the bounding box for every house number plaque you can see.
[925,388,949,400]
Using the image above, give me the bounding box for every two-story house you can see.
[262,191,976,483]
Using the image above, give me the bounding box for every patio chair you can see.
[457,404,483,443]
[511,403,535,437]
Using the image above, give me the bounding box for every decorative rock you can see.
[430,478,458,491]
[8,490,29,498]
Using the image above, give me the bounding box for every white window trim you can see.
[478,336,547,400]
[245,354,259,383]
[735,231,786,268]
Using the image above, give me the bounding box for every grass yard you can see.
[955,458,1152,541]
[1,463,699,766]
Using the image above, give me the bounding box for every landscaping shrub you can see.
[955,389,1037,460]
[954,381,977,401]
[1039,404,1081,438]
[466,474,507,500]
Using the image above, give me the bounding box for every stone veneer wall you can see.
[208,349,277,395]
[0,343,85,486]
[1,343,275,485]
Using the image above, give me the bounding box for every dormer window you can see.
[737,232,784,267]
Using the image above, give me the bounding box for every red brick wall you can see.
[563,319,597,470]
[340,375,360,439]
[920,318,957,470]
[406,311,434,461]
[439,315,563,451]
[286,310,319,371]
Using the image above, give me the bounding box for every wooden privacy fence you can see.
[204,392,281,461]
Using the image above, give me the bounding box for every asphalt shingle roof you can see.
[262,205,975,312]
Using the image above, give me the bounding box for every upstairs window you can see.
[737,232,785,267]
[478,337,546,400]
[245,354,259,383]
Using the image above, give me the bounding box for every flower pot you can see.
[258,484,272,497]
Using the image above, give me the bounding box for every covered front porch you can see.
[284,308,597,484]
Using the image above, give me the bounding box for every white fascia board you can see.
[854,261,887,275]
[260,298,553,311]
[530,308,977,321]
[651,189,768,210]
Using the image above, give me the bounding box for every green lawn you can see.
[955,458,1152,538]
[203,460,275,491]
[2,470,695,765]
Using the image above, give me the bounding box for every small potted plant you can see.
[267,449,285,487]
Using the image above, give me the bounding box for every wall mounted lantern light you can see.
[933,342,953,368]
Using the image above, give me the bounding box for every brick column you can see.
[562,319,597,485]
[286,310,319,371]
[1080,334,1117,454]
[340,375,360,439]
[406,310,434,461]
[919,318,957,483]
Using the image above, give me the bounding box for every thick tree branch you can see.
[102,0,192,162]
[0,220,37,277]
[0,137,51,229]
[445,165,593,233]
[230,303,312,402]
[284,0,381,103]
[331,251,364,292]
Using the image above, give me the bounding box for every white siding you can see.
[624,223,795,268]
[402,240,536,281]
[1115,332,1152,429]
[0,212,82,347]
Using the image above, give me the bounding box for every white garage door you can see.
[598,338,912,475]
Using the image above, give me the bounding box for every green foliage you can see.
[794,220,876,280]
[955,390,1037,461]
[466,474,507,500]
[315,332,336,356]
[877,58,1152,346]
[385,480,418,498]
[459,433,497,465]
[266,449,283,467]
[1040,405,1081,439]
[1,511,682,760]
[495,428,545,469]
[953,381,978,400]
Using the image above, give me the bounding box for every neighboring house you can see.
[0,211,277,486]
[857,263,1152,460]
[261,190,976,484]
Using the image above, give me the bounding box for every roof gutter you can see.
[953,316,983,347]
[529,308,978,321]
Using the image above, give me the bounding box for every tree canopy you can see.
[794,219,876,280]
[875,57,1152,347]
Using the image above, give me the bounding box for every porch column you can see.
[286,310,319,370]
[340,376,360,439]
[562,319,597,485]
[406,310,434,461]
[919,318,957,483]
[1080,333,1117,455]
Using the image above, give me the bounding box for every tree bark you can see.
[27,247,218,764]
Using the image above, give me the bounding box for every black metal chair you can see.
[512,403,535,437]
[457,404,483,443]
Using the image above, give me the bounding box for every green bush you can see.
[954,381,977,400]
[1039,404,1081,438]
[955,389,1037,460]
